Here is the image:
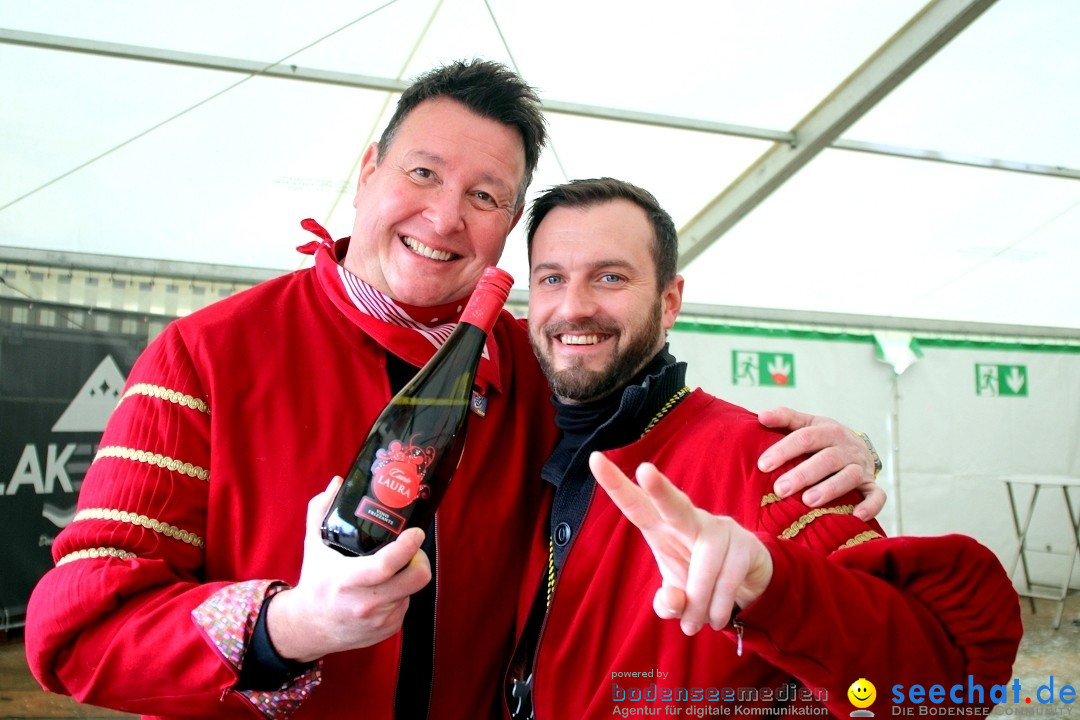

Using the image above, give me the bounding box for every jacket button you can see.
[553,522,572,546]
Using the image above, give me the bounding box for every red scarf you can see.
[297,219,503,396]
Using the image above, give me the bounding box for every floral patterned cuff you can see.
[192,580,323,719]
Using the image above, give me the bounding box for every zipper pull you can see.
[733,619,745,657]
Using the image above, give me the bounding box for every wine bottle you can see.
[321,266,514,556]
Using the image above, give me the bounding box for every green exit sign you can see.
[975,364,1028,397]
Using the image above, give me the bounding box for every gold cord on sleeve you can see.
[120,383,210,415]
[73,508,205,548]
[56,547,137,566]
[94,446,209,482]
[837,530,883,550]
[777,505,855,540]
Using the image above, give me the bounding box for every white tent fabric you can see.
[670,323,1080,579]
[2,0,1079,331]
[3,1,1080,600]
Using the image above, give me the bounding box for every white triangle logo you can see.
[52,355,126,432]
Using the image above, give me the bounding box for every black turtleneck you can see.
[543,345,689,573]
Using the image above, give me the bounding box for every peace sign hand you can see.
[589,452,774,635]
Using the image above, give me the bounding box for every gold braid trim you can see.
[778,504,855,540]
[56,547,136,566]
[120,383,210,415]
[74,508,205,548]
[639,386,691,438]
[838,530,883,550]
[760,492,782,506]
[94,446,209,482]
[546,537,556,608]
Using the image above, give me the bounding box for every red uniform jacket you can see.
[526,390,1021,718]
[25,248,558,719]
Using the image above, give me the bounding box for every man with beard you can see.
[505,178,1021,719]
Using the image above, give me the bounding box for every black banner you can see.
[0,314,147,626]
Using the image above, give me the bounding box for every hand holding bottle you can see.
[266,476,433,662]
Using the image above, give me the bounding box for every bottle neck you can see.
[462,268,513,334]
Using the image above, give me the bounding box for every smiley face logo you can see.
[848,678,876,709]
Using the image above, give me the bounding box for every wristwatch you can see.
[852,430,882,478]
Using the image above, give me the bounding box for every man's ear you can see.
[354,142,380,196]
[661,275,684,331]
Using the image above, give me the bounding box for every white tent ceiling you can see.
[2,0,1078,333]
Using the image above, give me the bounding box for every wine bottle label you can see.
[369,439,435,509]
[356,497,407,534]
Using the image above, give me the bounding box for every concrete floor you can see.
[1012,593,1080,689]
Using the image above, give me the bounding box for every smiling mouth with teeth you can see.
[558,334,605,346]
[403,236,456,262]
